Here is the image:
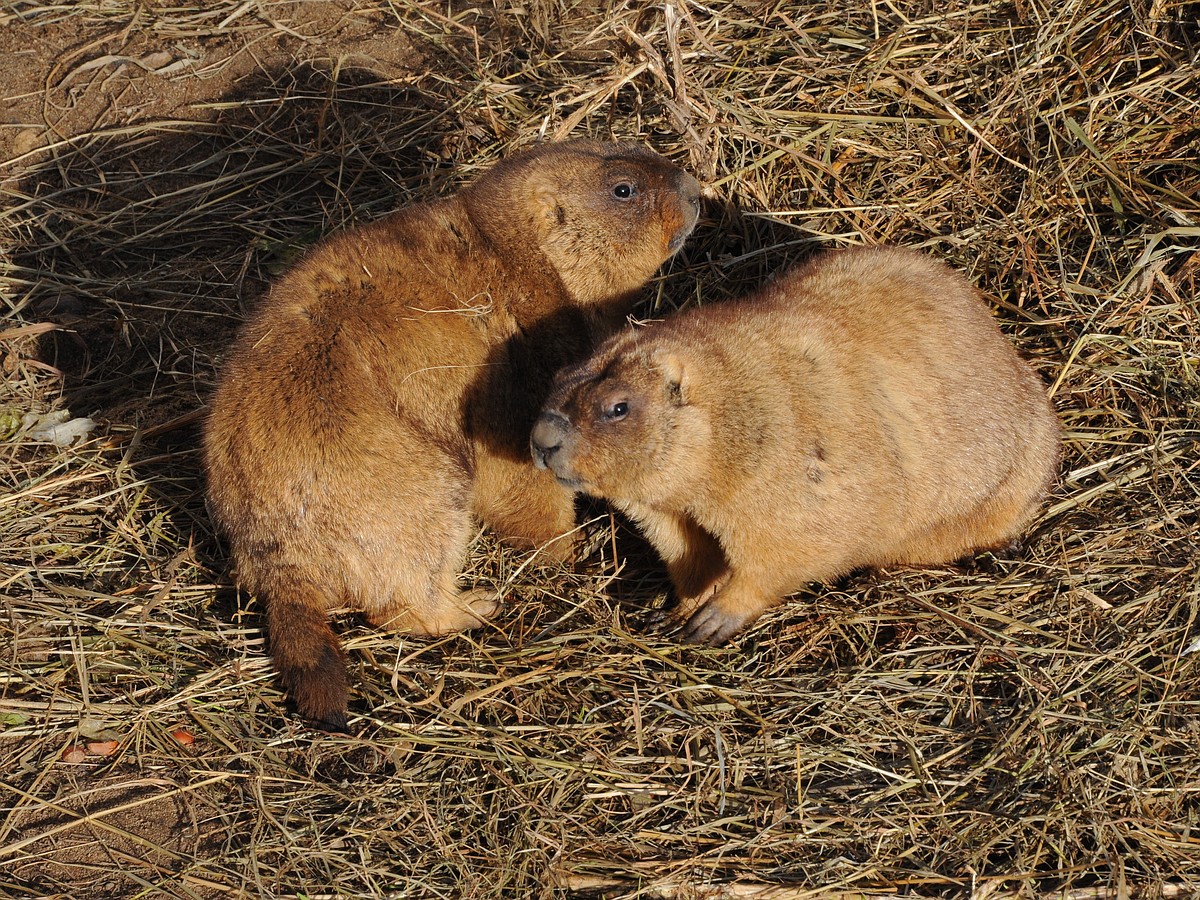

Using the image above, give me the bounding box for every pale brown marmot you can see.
[531,246,1060,644]
[204,140,701,729]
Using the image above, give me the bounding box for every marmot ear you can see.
[529,175,563,233]
[655,351,688,404]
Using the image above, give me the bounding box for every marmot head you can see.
[531,331,708,506]
[464,140,702,304]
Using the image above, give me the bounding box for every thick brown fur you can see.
[204,140,700,730]
[532,246,1061,645]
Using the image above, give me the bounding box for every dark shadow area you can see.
[465,303,597,465]
[580,496,672,605]
[658,196,823,315]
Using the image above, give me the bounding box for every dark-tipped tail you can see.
[268,595,351,732]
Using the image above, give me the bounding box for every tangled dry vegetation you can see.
[1,1,1198,897]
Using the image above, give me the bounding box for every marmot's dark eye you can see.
[611,182,636,200]
[604,401,629,421]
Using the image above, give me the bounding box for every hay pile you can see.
[1,1,1197,897]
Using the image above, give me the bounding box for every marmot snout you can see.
[205,139,700,729]
[533,246,1060,645]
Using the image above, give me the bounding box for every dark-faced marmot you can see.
[204,140,701,729]
[531,246,1060,644]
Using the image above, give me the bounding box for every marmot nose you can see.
[531,411,570,469]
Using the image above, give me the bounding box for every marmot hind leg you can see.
[367,580,499,636]
[360,487,502,636]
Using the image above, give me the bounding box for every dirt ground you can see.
[0,4,418,160]
[1,1,1198,898]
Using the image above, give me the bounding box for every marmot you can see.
[531,246,1060,644]
[204,140,701,730]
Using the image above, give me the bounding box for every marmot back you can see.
[204,140,701,729]
[532,246,1059,644]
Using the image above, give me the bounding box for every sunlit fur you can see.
[533,247,1060,645]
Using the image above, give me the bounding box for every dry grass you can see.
[1,0,1198,897]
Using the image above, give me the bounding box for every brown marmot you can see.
[531,246,1060,644]
[204,140,701,730]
